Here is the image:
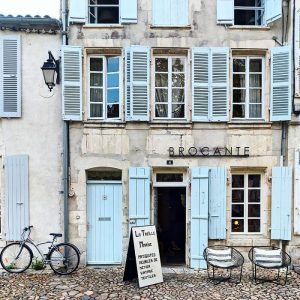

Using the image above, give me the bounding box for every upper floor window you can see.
[232,57,264,119]
[154,57,186,119]
[234,0,264,26]
[88,0,119,24]
[88,56,120,119]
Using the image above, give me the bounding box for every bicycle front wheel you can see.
[0,243,32,273]
[49,243,80,275]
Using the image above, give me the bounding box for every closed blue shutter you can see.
[5,155,29,241]
[125,46,150,121]
[170,0,189,26]
[128,167,151,230]
[271,167,292,241]
[270,46,291,121]
[295,10,300,96]
[217,0,234,25]
[209,167,227,239]
[69,0,86,23]
[0,36,21,118]
[294,150,300,235]
[265,0,282,24]
[192,48,210,121]
[62,46,82,121]
[191,167,209,269]
[120,0,137,23]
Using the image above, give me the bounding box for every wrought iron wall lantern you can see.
[41,51,60,92]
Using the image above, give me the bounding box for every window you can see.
[88,0,119,24]
[88,56,120,119]
[234,0,264,25]
[231,174,261,233]
[154,57,186,119]
[232,57,264,119]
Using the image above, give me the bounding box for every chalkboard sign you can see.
[123,225,163,288]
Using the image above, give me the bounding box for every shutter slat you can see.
[217,0,234,25]
[265,0,282,24]
[69,0,86,23]
[120,0,137,23]
[62,46,82,121]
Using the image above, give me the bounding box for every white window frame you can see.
[88,55,121,120]
[231,173,262,235]
[88,0,120,25]
[153,56,187,120]
[153,170,187,187]
[234,0,265,26]
[232,56,265,120]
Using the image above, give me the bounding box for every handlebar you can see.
[24,225,33,232]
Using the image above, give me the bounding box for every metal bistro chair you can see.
[203,246,244,284]
[248,246,291,285]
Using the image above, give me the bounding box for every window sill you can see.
[150,25,191,30]
[228,121,271,129]
[83,121,126,129]
[150,121,192,129]
[83,24,124,29]
[228,25,270,31]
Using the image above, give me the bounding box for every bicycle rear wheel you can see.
[49,243,80,275]
[0,243,32,273]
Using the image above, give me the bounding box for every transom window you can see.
[88,56,120,119]
[231,174,262,233]
[234,0,264,25]
[154,57,186,119]
[232,57,264,119]
[88,0,119,24]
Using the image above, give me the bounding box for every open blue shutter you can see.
[294,150,300,235]
[209,167,227,239]
[128,167,150,230]
[125,46,150,121]
[271,167,292,241]
[0,36,21,118]
[5,155,29,241]
[152,0,171,26]
[120,0,137,23]
[265,0,282,24]
[62,46,82,121]
[210,48,229,121]
[69,0,86,23]
[217,0,234,25]
[192,48,209,121]
[295,10,300,96]
[270,46,291,121]
[191,167,209,269]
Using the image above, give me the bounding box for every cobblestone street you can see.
[1,267,300,300]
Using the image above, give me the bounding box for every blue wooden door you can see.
[87,183,122,264]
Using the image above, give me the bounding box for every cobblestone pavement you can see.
[0,267,300,300]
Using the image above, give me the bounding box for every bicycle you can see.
[0,226,80,275]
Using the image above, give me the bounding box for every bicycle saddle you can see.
[50,233,62,237]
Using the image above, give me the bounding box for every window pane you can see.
[250,74,262,87]
[232,190,244,203]
[89,7,96,23]
[90,73,103,87]
[172,74,185,87]
[90,58,103,71]
[98,0,119,5]
[235,0,261,7]
[155,74,168,87]
[248,175,261,187]
[232,204,244,217]
[97,7,119,24]
[232,175,244,188]
[155,58,168,72]
[248,219,260,232]
[107,57,119,72]
[233,89,246,103]
[233,74,245,87]
[249,89,262,103]
[172,58,184,72]
[234,10,263,26]
[172,89,185,102]
[233,104,245,118]
[107,89,119,104]
[155,104,168,117]
[232,219,244,233]
[233,59,246,72]
[156,173,183,182]
[248,190,260,202]
[90,89,103,102]
[107,104,119,118]
[155,89,168,102]
[248,204,260,217]
[107,73,119,88]
[249,104,262,118]
[172,104,185,118]
[90,104,103,118]
[250,59,262,72]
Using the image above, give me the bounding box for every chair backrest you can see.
[253,248,282,267]
[206,247,232,264]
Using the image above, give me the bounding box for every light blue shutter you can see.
[62,46,82,121]
[5,155,29,241]
[271,167,292,241]
[120,0,137,23]
[217,0,234,25]
[294,150,300,235]
[125,46,150,121]
[192,48,209,121]
[69,0,86,23]
[265,0,282,24]
[191,167,209,269]
[295,10,300,96]
[128,167,151,230]
[152,0,171,26]
[211,48,229,121]
[209,167,227,239]
[270,46,291,121]
[0,36,21,118]
[170,0,189,26]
